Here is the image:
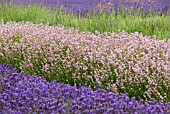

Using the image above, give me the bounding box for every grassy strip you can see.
[0,2,170,40]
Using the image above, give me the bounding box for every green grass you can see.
[0,2,170,40]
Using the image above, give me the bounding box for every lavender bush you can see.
[0,63,170,113]
[0,22,170,102]
[1,0,170,15]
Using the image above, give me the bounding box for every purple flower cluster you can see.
[0,64,170,113]
[122,0,170,15]
[2,0,170,15]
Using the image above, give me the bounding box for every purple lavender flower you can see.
[0,64,169,113]
[1,0,170,15]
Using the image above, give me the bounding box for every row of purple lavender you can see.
[2,0,170,15]
[0,63,170,113]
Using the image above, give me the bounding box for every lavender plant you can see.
[0,22,170,102]
[2,0,169,15]
[0,63,170,113]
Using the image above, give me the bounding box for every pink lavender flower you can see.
[0,22,170,101]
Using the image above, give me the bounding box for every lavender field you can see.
[2,0,170,14]
[0,0,170,113]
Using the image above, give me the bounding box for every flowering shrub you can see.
[0,64,170,113]
[0,22,170,101]
[2,0,169,15]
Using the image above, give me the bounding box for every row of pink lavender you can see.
[0,21,170,102]
[0,63,170,113]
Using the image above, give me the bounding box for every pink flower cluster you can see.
[0,21,169,101]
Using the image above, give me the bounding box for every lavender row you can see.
[0,63,169,113]
[0,22,170,101]
[2,0,170,15]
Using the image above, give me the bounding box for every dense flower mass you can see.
[0,64,170,113]
[1,0,170,15]
[0,22,170,101]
